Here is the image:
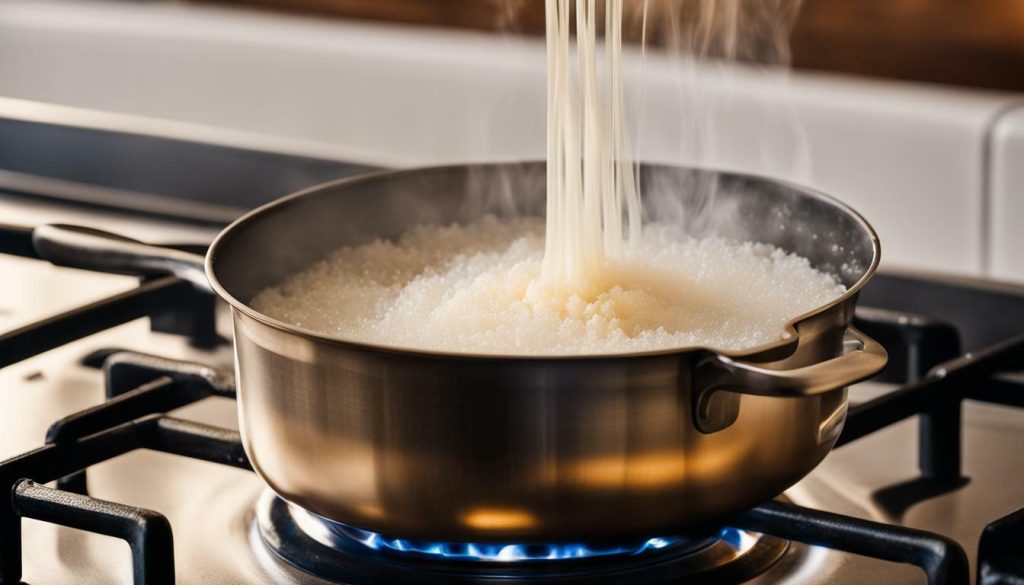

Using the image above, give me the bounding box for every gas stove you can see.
[1,111,1023,585]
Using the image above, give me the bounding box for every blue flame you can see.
[288,502,757,563]
[336,524,683,562]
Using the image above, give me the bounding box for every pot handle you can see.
[32,224,212,294]
[697,326,888,398]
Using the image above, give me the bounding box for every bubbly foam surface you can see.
[251,216,846,355]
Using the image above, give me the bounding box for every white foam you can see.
[251,216,846,355]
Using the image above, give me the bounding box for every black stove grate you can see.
[0,224,219,368]
[847,309,1024,486]
[977,508,1024,585]
[1,416,248,585]
[1,224,1022,585]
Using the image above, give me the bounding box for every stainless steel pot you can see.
[33,163,886,543]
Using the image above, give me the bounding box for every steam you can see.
[627,0,808,237]
[633,0,802,64]
[494,0,528,31]
[488,0,808,239]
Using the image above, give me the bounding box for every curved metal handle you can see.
[698,326,888,398]
[32,224,212,294]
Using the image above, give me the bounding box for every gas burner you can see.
[254,491,789,584]
[288,502,688,562]
[322,524,684,562]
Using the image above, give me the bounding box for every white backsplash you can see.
[989,106,1024,283]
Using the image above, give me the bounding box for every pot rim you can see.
[205,161,881,363]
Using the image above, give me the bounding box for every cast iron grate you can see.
[0,224,220,367]
[977,507,1024,585]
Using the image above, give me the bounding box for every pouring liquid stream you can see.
[539,0,642,298]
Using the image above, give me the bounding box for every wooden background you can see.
[194,0,1024,91]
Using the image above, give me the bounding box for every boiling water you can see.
[251,216,844,355]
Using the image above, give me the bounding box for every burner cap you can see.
[253,491,789,584]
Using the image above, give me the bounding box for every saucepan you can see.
[32,162,886,542]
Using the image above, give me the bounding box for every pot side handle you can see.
[698,326,888,398]
[32,224,212,294]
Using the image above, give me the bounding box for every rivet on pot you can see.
[693,388,742,434]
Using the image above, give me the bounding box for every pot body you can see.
[208,163,880,541]
[233,305,850,542]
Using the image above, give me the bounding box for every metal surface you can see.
[0,412,251,585]
[697,326,886,397]
[977,508,1024,585]
[0,112,376,225]
[30,163,885,541]
[33,224,213,293]
[0,275,200,368]
[734,501,969,585]
[11,480,175,585]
